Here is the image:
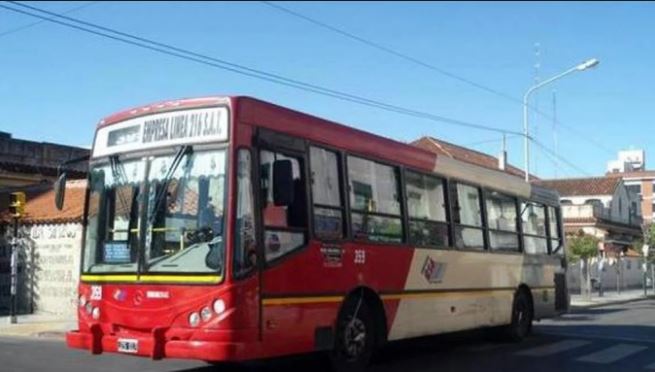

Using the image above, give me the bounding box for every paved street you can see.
[1,299,654,372]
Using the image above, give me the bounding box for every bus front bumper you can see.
[66,327,247,361]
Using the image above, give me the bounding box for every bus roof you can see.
[96,95,557,205]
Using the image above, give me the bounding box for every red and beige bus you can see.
[59,96,568,370]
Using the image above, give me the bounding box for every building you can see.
[535,176,642,244]
[607,149,646,173]
[0,131,88,188]
[411,136,538,180]
[0,132,88,316]
[535,176,644,292]
[0,180,86,316]
[605,149,655,224]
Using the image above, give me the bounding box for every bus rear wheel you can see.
[505,289,533,342]
[331,299,376,372]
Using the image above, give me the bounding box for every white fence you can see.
[567,256,647,293]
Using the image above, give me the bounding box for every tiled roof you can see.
[411,136,536,180]
[534,177,621,197]
[0,161,87,179]
[0,180,87,224]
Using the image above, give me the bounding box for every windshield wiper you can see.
[148,145,193,226]
[109,155,131,215]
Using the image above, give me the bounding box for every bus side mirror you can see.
[273,160,294,206]
[54,172,67,211]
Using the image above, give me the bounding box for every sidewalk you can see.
[570,287,655,309]
[0,313,76,340]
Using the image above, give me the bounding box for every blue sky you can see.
[1,1,653,179]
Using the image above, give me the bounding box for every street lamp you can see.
[523,58,600,181]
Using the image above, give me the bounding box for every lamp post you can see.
[523,58,600,181]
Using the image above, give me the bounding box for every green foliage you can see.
[640,223,655,263]
[567,233,599,262]
[643,223,655,247]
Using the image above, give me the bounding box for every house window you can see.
[626,184,641,197]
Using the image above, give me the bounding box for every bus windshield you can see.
[83,149,227,275]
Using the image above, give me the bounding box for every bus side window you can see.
[485,191,520,252]
[450,182,485,251]
[309,146,345,240]
[259,149,308,262]
[347,156,403,243]
[521,201,549,255]
[548,206,563,254]
[234,149,257,276]
[405,170,449,248]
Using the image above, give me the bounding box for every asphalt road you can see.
[2,299,654,372]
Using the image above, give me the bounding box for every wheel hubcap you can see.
[517,300,529,333]
[343,318,367,358]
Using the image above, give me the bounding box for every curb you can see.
[35,331,66,340]
[570,295,655,310]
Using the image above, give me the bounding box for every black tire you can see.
[505,289,533,342]
[330,299,376,372]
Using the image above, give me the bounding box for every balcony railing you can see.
[562,204,642,227]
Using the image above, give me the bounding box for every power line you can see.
[261,1,615,156]
[531,138,591,177]
[1,1,524,137]
[464,134,521,147]
[2,2,590,179]
[261,1,523,107]
[0,1,98,38]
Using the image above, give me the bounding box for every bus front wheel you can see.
[331,298,376,372]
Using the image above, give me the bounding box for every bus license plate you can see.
[117,338,138,353]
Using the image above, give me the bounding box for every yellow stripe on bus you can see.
[262,296,344,306]
[262,287,556,306]
[380,289,514,301]
[81,275,138,282]
[80,274,222,284]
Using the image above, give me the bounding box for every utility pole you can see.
[643,245,649,297]
[8,192,25,324]
[10,217,18,324]
[552,90,559,178]
[532,42,541,176]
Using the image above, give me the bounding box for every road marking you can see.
[576,344,647,364]
[537,330,655,345]
[516,339,591,356]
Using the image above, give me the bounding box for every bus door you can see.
[254,129,311,346]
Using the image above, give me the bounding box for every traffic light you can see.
[9,192,26,218]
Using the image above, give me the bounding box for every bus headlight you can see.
[201,307,212,322]
[188,312,200,327]
[79,295,87,307]
[92,307,100,320]
[85,302,93,315]
[213,299,225,314]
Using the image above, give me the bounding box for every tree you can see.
[639,223,655,291]
[568,233,599,261]
[567,233,599,300]
[641,223,655,262]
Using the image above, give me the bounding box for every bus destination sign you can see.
[93,106,229,157]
